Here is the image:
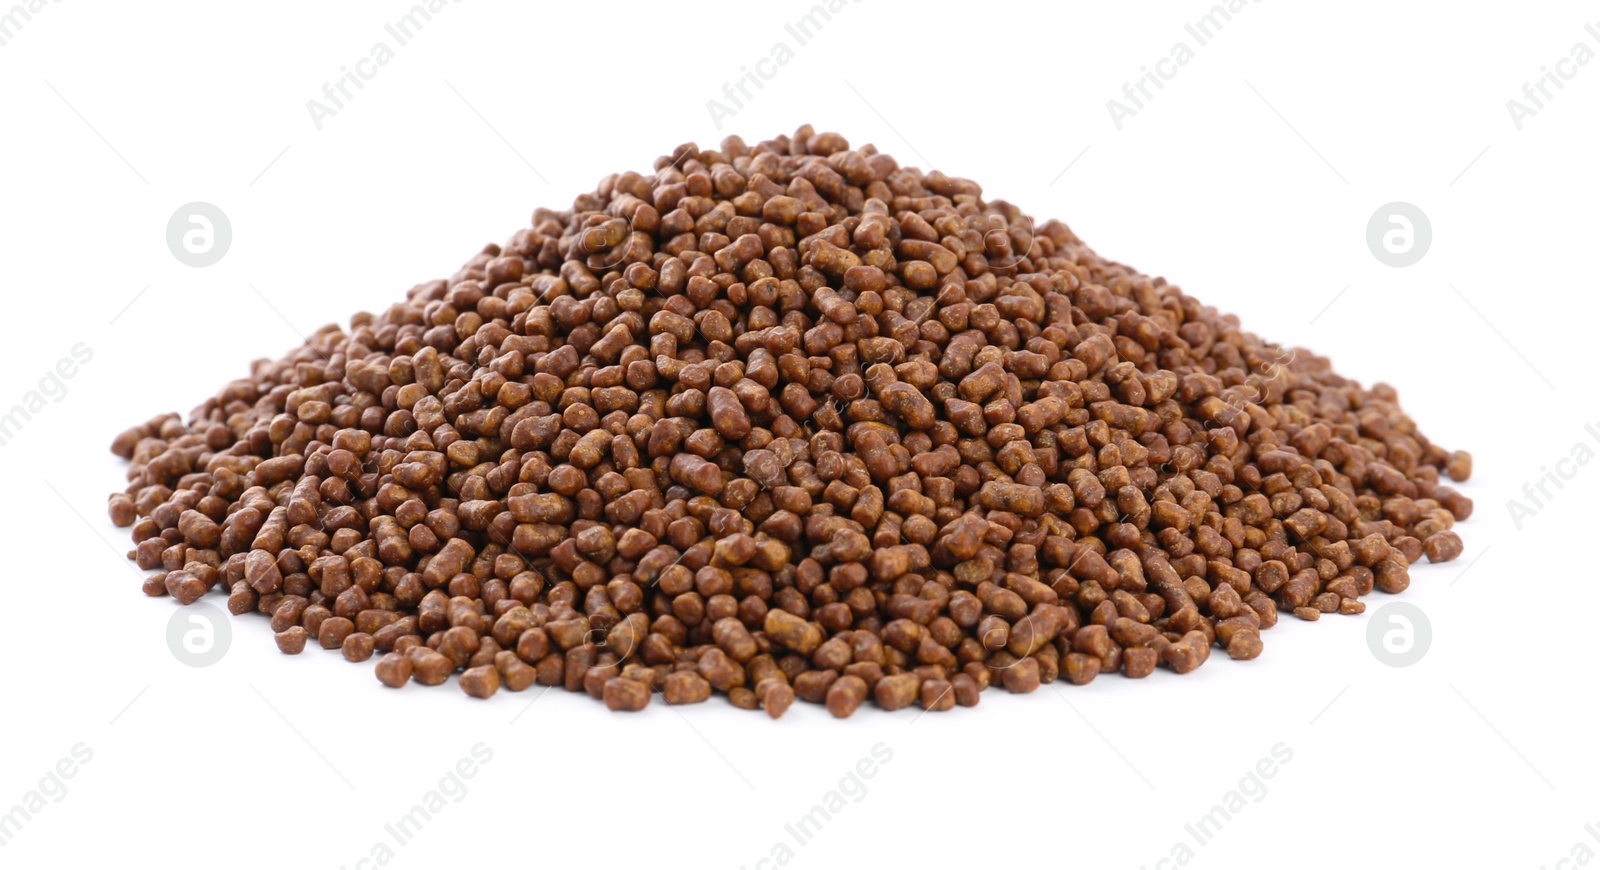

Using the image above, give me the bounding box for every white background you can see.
[1,1,1594,868]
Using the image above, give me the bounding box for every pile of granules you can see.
[108,127,1471,715]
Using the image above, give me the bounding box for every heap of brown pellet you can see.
[107,127,1472,715]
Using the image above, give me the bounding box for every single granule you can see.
[275,626,307,655]
[374,652,412,687]
[604,677,651,711]
[459,665,500,699]
[342,632,376,662]
[108,126,1471,716]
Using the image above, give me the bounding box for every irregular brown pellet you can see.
[165,571,208,606]
[1423,531,1464,563]
[495,651,538,692]
[1160,631,1211,674]
[874,673,921,710]
[1063,652,1101,685]
[1227,629,1264,660]
[108,494,136,528]
[663,671,713,705]
[408,648,454,686]
[459,665,500,699]
[1122,647,1158,679]
[951,673,982,707]
[697,648,745,693]
[318,617,354,650]
[275,626,307,655]
[375,652,412,688]
[919,679,956,712]
[756,677,796,719]
[1000,657,1041,693]
[826,675,869,718]
[764,609,823,656]
[603,677,651,712]
[342,632,376,663]
[227,582,256,616]
[1375,559,1411,594]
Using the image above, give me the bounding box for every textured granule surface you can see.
[108,126,1472,715]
